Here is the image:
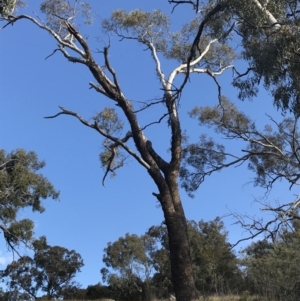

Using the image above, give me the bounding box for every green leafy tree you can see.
[232,0,300,115]
[0,149,59,251]
[242,222,300,301]
[84,283,114,300]
[187,218,243,295]
[0,287,30,301]
[180,97,300,240]
[171,0,300,115]
[61,285,87,300]
[147,224,173,299]
[148,218,243,295]
[101,233,156,300]
[4,236,84,300]
[0,0,26,17]
[102,219,242,299]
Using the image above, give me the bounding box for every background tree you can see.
[0,149,59,252]
[4,236,84,300]
[61,285,87,300]
[1,2,239,299]
[146,224,173,299]
[180,97,300,241]
[101,233,156,301]
[101,219,242,299]
[0,0,26,17]
[85,283,114,300]
[242,221,300,301]
[187,218,243,295]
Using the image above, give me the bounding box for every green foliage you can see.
[94,107,127,177]
[102,8,236,68]
[232,0,300,114]
[40,0,93,37]
[0,0,16,16]
[84,283,114,300]
[241,223,300,301]
[0,149,59,249]
[187,218,243,294]
[181,98,300,193]
[172,0,300,114]
[101,218,242,298]
[102,9,169,53]
[101,233,156,300]
[4,236,84,299]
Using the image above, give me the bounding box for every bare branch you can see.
[139,113,169,132]
[167,37,218,92]
[168,0,199,12]
[45,48,61,60]
[146,41,167,89]
[89,82,110,97]
[0,225,27,258]
[175,4,231,93]
[184,151,250,190]
[103,46,122,95]
[229,194,300,248]
[3,15,86,56]
[132,98,165,114]
[45,107,150,170]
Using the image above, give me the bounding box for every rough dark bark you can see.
[160,182,198,301]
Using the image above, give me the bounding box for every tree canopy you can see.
[4,236,84,299]
[0,149,59,251]
[101,218,242,299]
[241,220,300,301]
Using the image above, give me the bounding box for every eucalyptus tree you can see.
[180,97,300,243]
[102,219,242,298]
[0,0,25,16]
[242,222,300,301]
[171,0,300,114]
[0,1,239,300]
[0,149,59,252]
[170,0,300,239]
[101,233,155,300]
[4,236,84,300]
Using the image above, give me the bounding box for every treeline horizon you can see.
[2,216,299,301]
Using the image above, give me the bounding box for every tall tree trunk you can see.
[154,173,198,301]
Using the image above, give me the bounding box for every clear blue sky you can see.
[0,0,295,291]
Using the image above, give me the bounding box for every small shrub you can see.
[239,290,250,301]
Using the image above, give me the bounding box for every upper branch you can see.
[251,0,280,28]
[168,0,200,12]
[103,46,123,95]
[168,20,237,94]
[45,107,150,170]
[4,15,86,57]
[146,41,167,89]
[176,3,227,93]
